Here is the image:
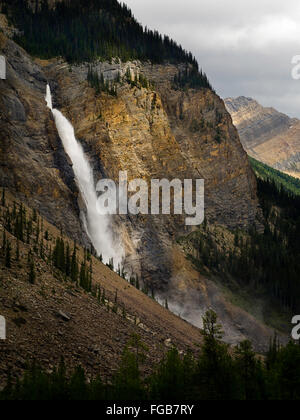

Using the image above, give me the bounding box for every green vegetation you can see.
[1,311,300,400]
[2,0,213,92]
[250,156,300,196]
[2,0,198,67]
[173,66,214,91]
[0,190,156,334]
[183,176,300,314]
[0,192,111,308]
[87,67,118,96]
[1,191,300,400]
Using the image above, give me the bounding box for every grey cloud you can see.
[124,0,300,117]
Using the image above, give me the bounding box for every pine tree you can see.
[16,239,20,262]
[79,262,87,290]
[65,243,71,277]
[2,230,6,256]
[71,247,78,283]
[40,240,44,260]
[235,340,264,400]
[5,241,11,268]
[32,208,37,223]
[197,310,238,399]
[1,189,5,207]
[101,289,106,305]
[28,261,36,284]
[12,202,16,219]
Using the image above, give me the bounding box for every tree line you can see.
[185,174,300,313]
[2,0,200,67]
[1,310,300,400]
[250,156,300,196]
[173,66,214,91]
[0,189,162,322]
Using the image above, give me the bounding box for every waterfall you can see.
[45,84,124,267]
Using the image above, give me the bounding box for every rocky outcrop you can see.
[39,60,278,350]
[225,96,300,177]
[44,61,260,284]
[0,33,86,244]
[1,32,276,349]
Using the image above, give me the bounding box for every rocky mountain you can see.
[225,96,300,178]
[0,0,289,359]
[0,30,86,246]
[0,191,203,386]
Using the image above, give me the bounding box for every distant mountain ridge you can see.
[225,96,300,178]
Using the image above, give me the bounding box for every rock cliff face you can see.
[0,32,86,244]
[41,60,275,350]
[0,30,276,349]
[225,96,300,177]
[44,60,260,285]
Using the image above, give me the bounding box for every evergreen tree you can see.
[1,189,5,207]
[71,247,78,283]
[65,243,71,277]
[235,340,266,400]
[5,241,11,268]
[16,239,20,262]
[196,310,239,400]
[2,230,6,257]
[28,261,36,284]
[4,0,201,71]
[112,335,146,400]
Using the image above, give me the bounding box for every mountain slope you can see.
[249,156,300,196]
[225,96,300,178]
[42,57,268,346]
[0,3,282,351]
[0,30,86,245]
[0,190,203,387]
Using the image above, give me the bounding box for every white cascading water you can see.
[45,84,124,267]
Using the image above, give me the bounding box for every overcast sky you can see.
[124,0,300,117]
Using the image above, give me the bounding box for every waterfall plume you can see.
[45,84,124,267]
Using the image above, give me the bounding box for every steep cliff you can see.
[43,61,260,283]
[0,7,280,349]
[39,59,276,350]
[0,32,87,244]
[225,96,300,178]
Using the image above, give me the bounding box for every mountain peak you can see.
[225,96,300,177]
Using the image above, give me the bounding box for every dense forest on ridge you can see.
[1,0,197,65]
